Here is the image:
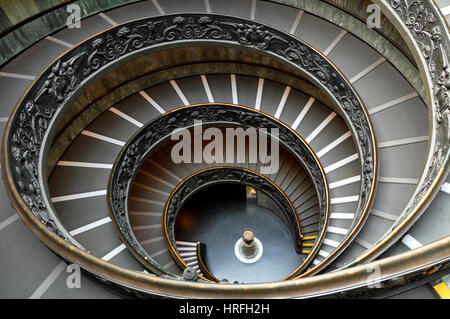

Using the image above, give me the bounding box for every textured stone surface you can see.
[0,0,142,66]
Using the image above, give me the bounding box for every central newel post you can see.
[242,229,256,257]
[235,228,263,263]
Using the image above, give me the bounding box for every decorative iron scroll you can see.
[382,1,450,225]
[4,14,375,249]
[108,104,326,274]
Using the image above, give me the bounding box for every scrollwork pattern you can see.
[388,1,450,224]
[391,0,439,74]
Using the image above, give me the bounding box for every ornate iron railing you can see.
[162,166,305,281]
[344,0,450,266]
[1,13,376,279]
[108,104,327,277]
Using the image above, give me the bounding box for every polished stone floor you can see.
[175,184,304,283]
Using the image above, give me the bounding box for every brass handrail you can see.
[0,0,74,39]
[196,242,221,283]
[1,189,447,298]
[159,166,308,280]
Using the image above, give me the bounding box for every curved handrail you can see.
[161,166,305,279]
[1,191,447,298]
[196,242,221,283]
[342,0,450,266]
[0,2,447,296]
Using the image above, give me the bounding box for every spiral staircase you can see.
[0,0,449,299]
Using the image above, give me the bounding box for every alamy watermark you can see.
[367,4,381,29]
[66,264,81,289]
[366,264,382,289]
[170,121,280,174]
[66,4,81,29]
